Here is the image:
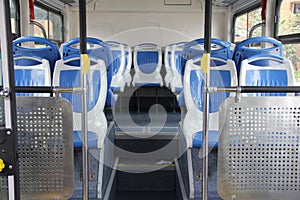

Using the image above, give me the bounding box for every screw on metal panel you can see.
[235,86,242,103]
[6,131,11,135]
[9,165,13,170]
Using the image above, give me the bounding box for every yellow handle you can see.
[0,159,5,172]
[201,53,210,74]
[81,54,90,74]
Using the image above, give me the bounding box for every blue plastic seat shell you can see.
[73,131,98,149]
[192,130,219,148]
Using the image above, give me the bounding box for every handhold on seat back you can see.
[239,54,295,96]
[181,38,232,77]
[13,36,60,77]
[233,36,282,73]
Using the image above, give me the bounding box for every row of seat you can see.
[163,37,283,96]
[181,48,295,149]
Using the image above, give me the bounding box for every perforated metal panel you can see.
[218,97,300,200]
[15,97,74,199]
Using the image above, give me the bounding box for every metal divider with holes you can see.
[0,97,74,200]
[217,96,300,200]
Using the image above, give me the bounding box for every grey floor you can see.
[70,148,221,200]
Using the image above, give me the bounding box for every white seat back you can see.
[132,43,163,87]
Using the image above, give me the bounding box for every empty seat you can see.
[169,42,188,93]
[178,38,232,107]
[53,56,108,148]
[239,54,295,96]
[233,36,282,74]
[13,36,60,77]
[182,57,237,148]
[61,37,116,107]
[132,43,163,87]
[106,41,126,92]
[14,55,51,97]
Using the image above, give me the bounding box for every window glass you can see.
[33,4,63,44]
[34,5,48,38]
[49,12,63,41]
[282,44,300,81]
[234,7,262,43]
[9,0,19,35]
[278,0,300,35]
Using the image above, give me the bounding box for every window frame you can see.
[34,2,64,44]
[232,4,262,43]
[275,0,300,44]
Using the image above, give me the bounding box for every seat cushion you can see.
[192,130,219,148]
[74,131,98,148]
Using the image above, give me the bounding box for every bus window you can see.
[233,7,262,43]
[33,3,63,44]
[277,0,300,81]
[9,0,20,39]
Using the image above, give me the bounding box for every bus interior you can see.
[1,0,300,199]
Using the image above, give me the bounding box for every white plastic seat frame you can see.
[170,42,187,93]
[53,56,108,147]
[164,45,174,88]
[132,43,163,87]
[239,55,295,96]
[107,41,126,92]
[123,44,133,87]
[14,56,51,97]
[182,57,238,148]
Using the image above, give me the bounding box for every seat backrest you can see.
[53,56,107,116]
[61,37,114,106]
[13,36,60,77]
[123,43,132,74]
[233,36,282,74]
[134,43,162,74]
[239,54,295,96]
[184,57,238,113]
[14,55,51,97]
[164,45,172,75]
[181,38,232,77]
[106,41,126,76]
[170,42,187,76]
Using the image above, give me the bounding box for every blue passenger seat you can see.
[14,55,51,97]
[106,41,126,92]
[53,55,108,149]
[239,54,295,96]
[178,38,232,108]
[182,57,237,148]
[61,37,116,107]
[13,36,60,78]
[233,36,282,74]
[132,43,163,87]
